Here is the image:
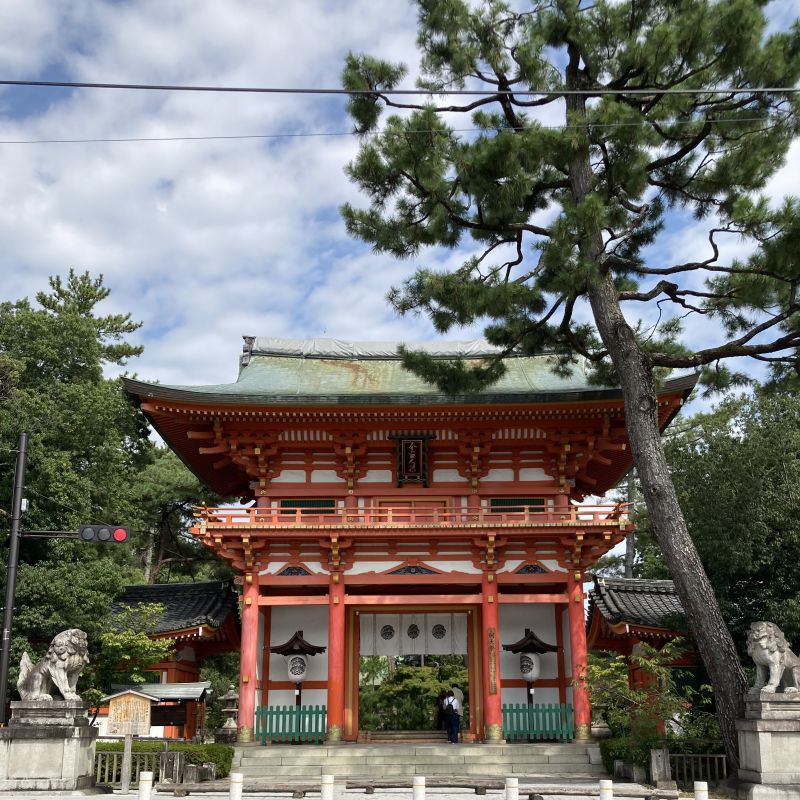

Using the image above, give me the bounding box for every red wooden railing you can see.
[194,503,629,529]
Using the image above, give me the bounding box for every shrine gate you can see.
[124,337,694,743]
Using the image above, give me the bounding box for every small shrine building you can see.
[110,580,240,738]
[586,577,694,691]
[124,337,694,743]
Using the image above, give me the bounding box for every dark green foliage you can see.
[200,653,241,730]
[600,736,657,773]
[134,449,228,584]
[643,393,800,651]
[0,272,228,701]
[81,603,175,708]
[95,741,234,778]
[358,656,468,731]
[342,0,800,391]
[587,642,719,769]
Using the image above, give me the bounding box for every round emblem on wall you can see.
[380,624,396,640]
[407,624,420,639]
[431,624,447,639]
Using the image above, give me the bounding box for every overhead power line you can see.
[1,78,800,96]
[0,116,782,145]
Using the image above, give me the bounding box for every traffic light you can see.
[78,525,130,544]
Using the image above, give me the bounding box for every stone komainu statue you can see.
[746,621,800,694]
[17,629,89,702]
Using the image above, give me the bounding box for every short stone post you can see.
[321,773,335,800]
[120,733,133,795]
[599,778,613,800]
[505,776,519,800]
[137,770,153,800]
[229,771,243,800]
[413,775,426,800]
[693,780,708,800]
[649,745,676,790]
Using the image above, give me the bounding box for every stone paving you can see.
[0,783,682,800]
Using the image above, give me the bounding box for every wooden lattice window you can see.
[489,497,546,513]
[279,498,336,515]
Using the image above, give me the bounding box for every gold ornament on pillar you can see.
[488,628,497,694]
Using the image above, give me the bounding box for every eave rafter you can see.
[558,528,626,574]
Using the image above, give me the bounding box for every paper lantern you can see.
[287,654,309,683]
[520,652,541,681]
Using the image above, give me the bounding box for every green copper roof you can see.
[123,337,697,406]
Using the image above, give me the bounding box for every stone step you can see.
[236,763,607,779]
[239,743,584,756]
[233,742,603,781]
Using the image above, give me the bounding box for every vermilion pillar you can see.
[327,577,345,742]
[238,571,260,741]
[567,571,591,740]
[481,574,503,742]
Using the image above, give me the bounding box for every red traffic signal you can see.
[78,525,130,544]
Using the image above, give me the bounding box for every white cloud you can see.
[0,0,798,398]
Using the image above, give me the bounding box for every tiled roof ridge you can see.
[597,577,677,594]
[120,579,231,592]
[591,576,684,630]
[113,580,239,634]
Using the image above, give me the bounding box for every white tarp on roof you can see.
[247,337,506,360]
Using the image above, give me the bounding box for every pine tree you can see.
[342,0,800,765]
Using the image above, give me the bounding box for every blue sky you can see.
[1,0,799,397]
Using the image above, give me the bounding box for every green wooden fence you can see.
[255,705,327,745]
[502,703,574,742]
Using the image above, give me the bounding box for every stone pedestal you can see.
[737,692,800,799]
[0,700,98,791]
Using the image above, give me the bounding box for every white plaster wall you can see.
[311,470,344,483]
[519,468,551,481]
[425,560,481,574]
[272,470,306,483]
[360,470,393,483]
[269,688,328,708]
[346,561,401,575]
[502,686,561,706]
[256,610,265,684]
[268,606,329,699]
[560,605,573,705]
[432,469,467,483]
[484,468,515,481]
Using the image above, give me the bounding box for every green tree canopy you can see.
[643,393,800,650]
[0,272,227,701]
[342,0,800,764]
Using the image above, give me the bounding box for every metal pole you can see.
[0,432,28,725]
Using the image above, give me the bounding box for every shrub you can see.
[600,735,659,773]
[96,741,234,778]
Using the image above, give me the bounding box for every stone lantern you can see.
[219,685,239,743]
